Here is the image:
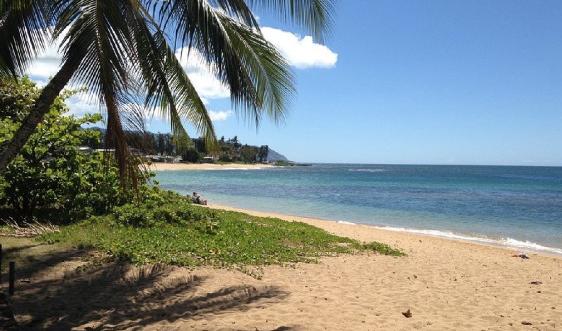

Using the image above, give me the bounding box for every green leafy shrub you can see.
[111,192,218,233]
[0,77,142,222]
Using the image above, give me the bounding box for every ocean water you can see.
[155,164,562,255]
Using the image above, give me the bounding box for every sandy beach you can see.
[185,204,561,330]
[6,204,561,330]
[149,162,276,171]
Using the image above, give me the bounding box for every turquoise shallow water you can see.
[156,164,562,255]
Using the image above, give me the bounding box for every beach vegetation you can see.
[41,192,404,267]
[0,77,404,271]
[361,241,405,257]
[0,78,142,222]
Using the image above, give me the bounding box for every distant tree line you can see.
[84,129,269,163]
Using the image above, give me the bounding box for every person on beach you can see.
[191,192,207,205]
[191,192,201,203]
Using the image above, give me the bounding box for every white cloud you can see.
[174,48,230,100]
[262,27,338,69]
[26,44,63,86]
[65,92,99,117]
[209,110,233,121]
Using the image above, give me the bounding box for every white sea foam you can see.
[348,168,386,173]
[502,238,562,255]
[337,220,357,225]
[375,226,562,256]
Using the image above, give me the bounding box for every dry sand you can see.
[149,162,276,171]
[5,206,562,330]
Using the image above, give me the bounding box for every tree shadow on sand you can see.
[0,239,87,280]
[8,249,289,330]
[1,244,43,257]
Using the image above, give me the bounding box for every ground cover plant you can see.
[41,191,404,268]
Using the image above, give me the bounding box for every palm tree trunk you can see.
[0,56,81,171]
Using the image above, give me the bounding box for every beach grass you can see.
[39,199,404,268]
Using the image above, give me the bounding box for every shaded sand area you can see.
[1,207,561,330]
[149,162,275,171]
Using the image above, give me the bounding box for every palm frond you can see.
[124,1,216,150]
[0,0,53,76]
[217,14,293,124]
[247,0,334,41]
[57,0,138,186]
[211,0,260,28]
[157,0,294,125]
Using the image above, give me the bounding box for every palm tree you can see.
[0,0,333,185]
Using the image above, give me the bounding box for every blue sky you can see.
[28,1,562,166]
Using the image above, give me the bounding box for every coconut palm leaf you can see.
[248,0,334,41]
[0,0,335,188]
[123,3,216,151]
[216,14,293,124]
[0,0,53,76]
[157,0,293,125]
[55,0,137,183]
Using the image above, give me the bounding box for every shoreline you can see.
[207,203,562,259]
[149,162,276,171]
[6,205,562,329]
[187,203,562,329]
